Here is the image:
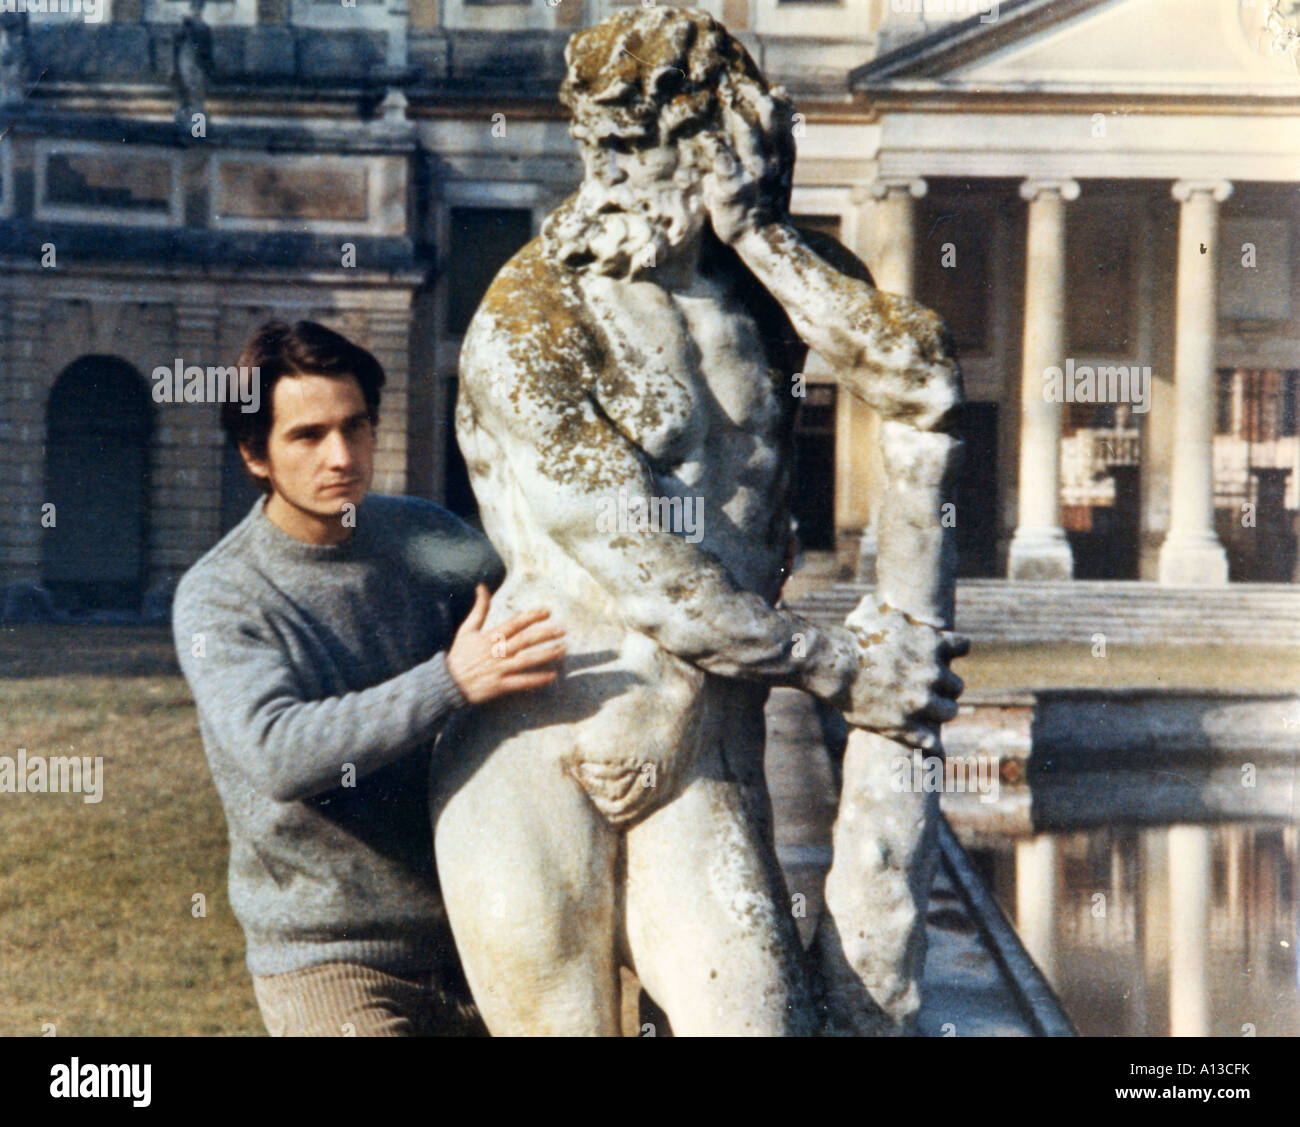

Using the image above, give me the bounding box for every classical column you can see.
[1158,180,1233,586]
[865,177,926,295]
[1225,826,1242,922]
[1008,178,1079,581]
[846,177,926,580]
[1168,825,1212,1036]
[1015,835,1059,986]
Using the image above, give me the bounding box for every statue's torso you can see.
[462,261,796,619]
[579,268,794,595]
[451,257,796,817]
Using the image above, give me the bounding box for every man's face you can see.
[241,373,374,522]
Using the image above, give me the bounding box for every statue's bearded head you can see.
[542,5,796,279]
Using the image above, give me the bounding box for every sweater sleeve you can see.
[173,577,467,803]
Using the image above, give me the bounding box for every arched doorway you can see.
[41,357,153,613]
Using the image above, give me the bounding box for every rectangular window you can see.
[1282,371,1298,438]
[1215,369,1235,437]
[791,384,835,550]
[446,207,534,336]
[1223,369,1300,442]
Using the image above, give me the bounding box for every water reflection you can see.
[971,823,1299,1036]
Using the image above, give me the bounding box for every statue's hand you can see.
[697,129,762,246]
[836,606,967,750]
[695,87,781,247]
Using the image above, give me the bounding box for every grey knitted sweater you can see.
[172,493,504,976]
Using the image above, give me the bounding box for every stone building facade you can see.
[0,0,1296,617]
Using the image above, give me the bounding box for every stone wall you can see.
[0,273,417,603]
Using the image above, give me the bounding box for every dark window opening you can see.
[915,203,991,356]
[446,207,534,336]
[953,401,1000,577]
[790,384,836,551]
[442,378,479,523]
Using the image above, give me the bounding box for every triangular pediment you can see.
[856,0,1300,95]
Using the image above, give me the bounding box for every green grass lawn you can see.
[0,626,260,1036]
[1,623,1296,1036]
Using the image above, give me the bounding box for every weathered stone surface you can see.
[431,5,963,1036]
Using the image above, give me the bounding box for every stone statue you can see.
[173,5,213,121]
[431,5,965,1036]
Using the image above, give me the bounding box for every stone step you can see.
[796,599,1300,615]
[794,598,1300,616]
[797,610,1300,626]
[803,582,1297,595]
[797,591,1300,605]
[786,580,1300,645]
[795,595,1300,608]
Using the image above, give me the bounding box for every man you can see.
[172,319,565,1036]
[432,6,965,1035]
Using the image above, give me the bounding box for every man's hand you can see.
[836,605,968,751]
[446,584,566,705]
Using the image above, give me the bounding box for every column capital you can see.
[1171,179,1233,204]
[1019,178,1080,203]
[857,177,927,205]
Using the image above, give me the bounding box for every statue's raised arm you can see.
[686,48,970,1036]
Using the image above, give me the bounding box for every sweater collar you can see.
[248,494,372,564]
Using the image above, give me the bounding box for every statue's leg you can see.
[622,688,817,1036]
[432,725,621,1036]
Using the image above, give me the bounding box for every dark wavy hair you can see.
[221,320,385,493]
